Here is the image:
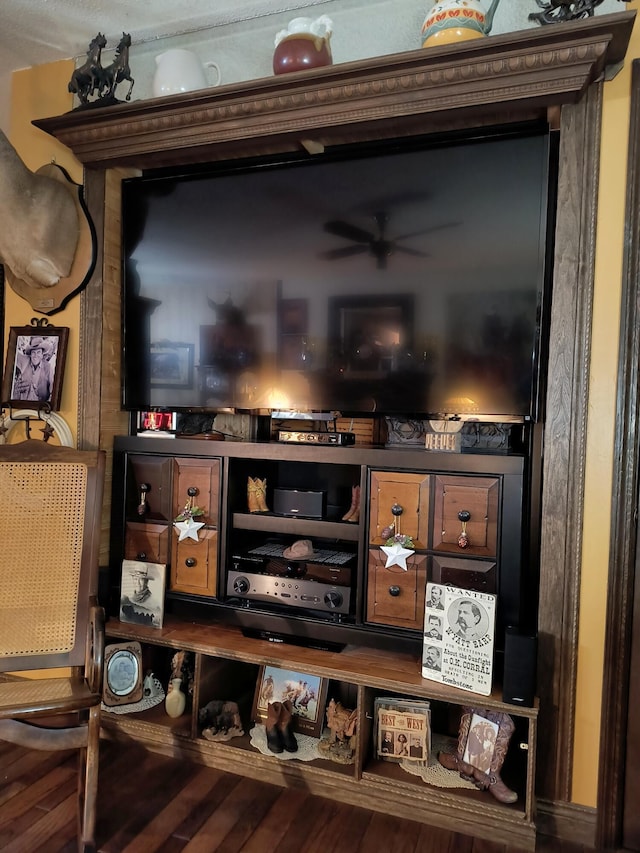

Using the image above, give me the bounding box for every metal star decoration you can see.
[380,543,415,570]
[174,517,205,542]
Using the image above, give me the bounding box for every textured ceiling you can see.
[0,0,329,131]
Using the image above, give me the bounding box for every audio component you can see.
[277,430,356,446]
[227,569,351,615]
[502,627,537,707]
[273,488,325,518]
[227,545,355,616]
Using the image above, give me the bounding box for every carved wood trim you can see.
[34,13,634,171]
[537,82,602,801]
[596,58,640,851]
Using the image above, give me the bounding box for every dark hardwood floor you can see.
[0,737,583,852]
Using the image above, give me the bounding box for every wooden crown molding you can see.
[34,11,635,170]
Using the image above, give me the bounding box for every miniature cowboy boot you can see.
[247,477,261,513]
[342,484,359,521]
[470,711,518,804]
[277,699,298,753]
[255,477,270,513]
[438,708,476,781]
[347,485,361,523]
[265,701,284,753]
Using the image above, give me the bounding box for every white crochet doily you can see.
[399,734,477,790]
[101,676,165,715]
[249,724,320,761]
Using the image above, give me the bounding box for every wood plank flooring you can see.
[0,737,585,853]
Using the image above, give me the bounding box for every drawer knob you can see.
[185,557,197,568]
[458,509,471,548]
[137,483,150,516]
[187,487,199,497]
[136,551,147,560]
[388,585,401,597]
[391,503,404,516]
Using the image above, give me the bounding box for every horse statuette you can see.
[68,32,134,107]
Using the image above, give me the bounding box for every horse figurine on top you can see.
[68,32,134,107]
[68,33,107,104]
[98,34,134,101]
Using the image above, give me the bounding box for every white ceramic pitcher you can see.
[153,48,221,97]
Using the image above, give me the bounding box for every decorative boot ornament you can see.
[255,477,270,512]
[342,484,361,522]
[468,710,518,804]
[248,477,269,513]
[277,699,298,753]
[266,701,284,753]
[342,484,358,521]
[438,707,476,781]
[440,707,518,803]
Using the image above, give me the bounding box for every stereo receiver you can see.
[278,430,356,446]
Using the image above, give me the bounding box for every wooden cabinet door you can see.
[173,458,220,523]
[128,455,173,522]
[124,521,169,564]
[366,548,427,630]
[432,475,498,557]
[369,471,429,548]
[431,554,497,596]
[171,530,218,596]
[170,458,221,597]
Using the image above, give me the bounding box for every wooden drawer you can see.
[170,529,218,597]
[128,455,173,522]
[369,471,429,548]
[173,458,220,522]
[432,475,499,557]
[124,521,169,564]
[366,548,427,630]
[431,554,497,596]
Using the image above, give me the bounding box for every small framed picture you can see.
[149,341,194,388]
[2,325,69,410]
[119,560,166,629]
[252,665,328,737]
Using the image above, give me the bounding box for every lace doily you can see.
[249,724,320,761]
[101,676,165,715]
[399,734,477,790]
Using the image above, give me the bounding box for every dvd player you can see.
[278,430,355,445]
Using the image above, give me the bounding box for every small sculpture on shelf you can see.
[68,32,134,107]
[438,707,518,803]
[318,698,358,764]
[199,699,244,741]
[529,0,630,25]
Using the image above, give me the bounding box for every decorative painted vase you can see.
[273,15,333,75]
[153,48,221,97]
[165,678,186,718]
[421,0,501,48]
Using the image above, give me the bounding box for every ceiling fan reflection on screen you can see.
[320,211,457,270]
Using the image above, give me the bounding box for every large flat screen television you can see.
[122,124,556,422]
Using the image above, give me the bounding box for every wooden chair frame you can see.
[0,440,106,852]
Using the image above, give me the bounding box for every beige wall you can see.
[5,8,640,804]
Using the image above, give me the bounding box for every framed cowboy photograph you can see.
[252,664,328,737]
[2,324,69,410]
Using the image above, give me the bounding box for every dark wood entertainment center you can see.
[36,11,635,848]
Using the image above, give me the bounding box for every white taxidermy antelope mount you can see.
[0,128,95,314]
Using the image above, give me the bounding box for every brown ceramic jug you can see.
[273,15,333,75]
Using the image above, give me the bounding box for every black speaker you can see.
[273,488,325,518]
[502,628,537,707]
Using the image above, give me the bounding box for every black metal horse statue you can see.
[68,33,107,104]
[68,32,134,107]
[529,0,630,25]
[98,33,134,102]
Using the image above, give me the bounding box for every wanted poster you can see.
[422,583,496,696]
